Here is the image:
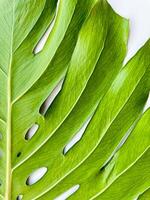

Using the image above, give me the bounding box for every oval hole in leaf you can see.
[16,195,23,200]
[26,167,47,186]
[54,185,80,200]
[63,116,93,155]
[17,152,21,158]
[33,18,55,54]
[0,179,2,187]
[25,124,39,140]
[39,79,64,115]
[34,0,60,54]
[100,119,138,171]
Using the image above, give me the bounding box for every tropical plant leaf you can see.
[138,188,150,200]
[0,0,150,199]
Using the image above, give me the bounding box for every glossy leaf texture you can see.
[0,0,150,199]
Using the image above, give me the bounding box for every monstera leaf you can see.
[0,0,150,199]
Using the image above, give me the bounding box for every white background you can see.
[108,0,150,63]
[108,0,150,111]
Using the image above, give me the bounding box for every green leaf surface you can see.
[0,0,150,199]
[138,188,150,200]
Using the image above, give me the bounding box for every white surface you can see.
[108,0,150,110]
[63,116,93,155]
[108,0,150,63]
[27,167,47,186]
[34,0,60,54]
[54,185,80,200]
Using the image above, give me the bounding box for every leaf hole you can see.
[143,92,150,112]
[39,79,64,115]
[54,185,80,200]
[33,0,60,54]
[17,152,21,158]
[100,155,114,172]
[100,119,138,171]
[16,195,23,200]
[25,124,39,140]
[26,167,47,186]
[63,116,93,155]
[33,18,55,54]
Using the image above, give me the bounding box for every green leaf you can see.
[138,188,150,200]
[0,0,150,199]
